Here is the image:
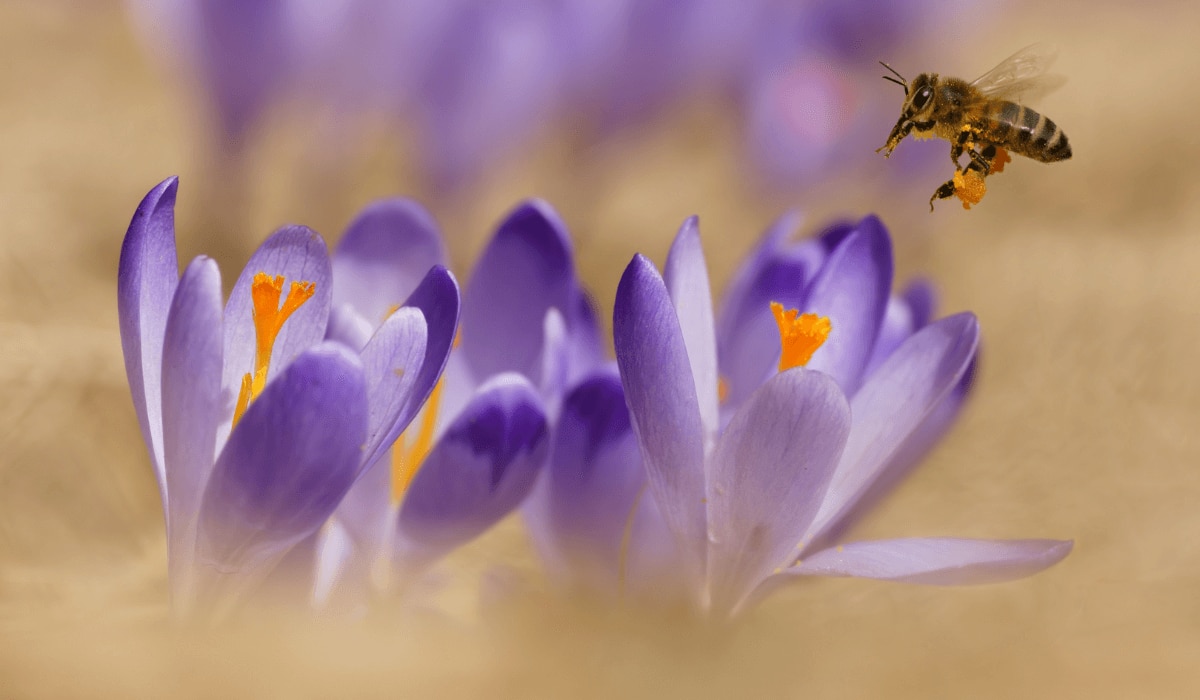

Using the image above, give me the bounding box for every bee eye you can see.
[912,87,933,111]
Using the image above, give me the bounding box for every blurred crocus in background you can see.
[118,177,459,617]
[311,196,605,611]
[126,0,994,194]
[531,213,1071,616]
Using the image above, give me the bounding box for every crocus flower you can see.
[311,196,603,608]
[538,213,1070,616]
[117,177,457,617]
[128,0,992,191]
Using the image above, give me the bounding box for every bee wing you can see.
[971,43,1066,102]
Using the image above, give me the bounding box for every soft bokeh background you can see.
[2,1,1199,697]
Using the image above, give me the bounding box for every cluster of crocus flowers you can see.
[127,0,986,190]
[530,214,1071,617]
[119,177,1069,621]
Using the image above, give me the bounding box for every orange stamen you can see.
[717,375,730,405]
[231,272,316,427]
[771,301,831,371]
[390,378,445,503]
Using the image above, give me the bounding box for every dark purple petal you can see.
[459,200,576,383]
[862,296,916,380]
[901,278,938,330]
[613,254,708,582]
[160,256,224,601]
[804,314,980,551]
[192,342,367,614]
[117,176,180,507]
[539,373,645,593]
[331,198,447,327]
[358,307,428,472]
[396,375,548,565]
[222,225,333,425]
[564,289,605,386]
[706,368,850,615]
[664,217,719,443]
[790,538,1073,584]
[392,265,461,437]
[802,216,893,396]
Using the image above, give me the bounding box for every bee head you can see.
[903,73,938,122]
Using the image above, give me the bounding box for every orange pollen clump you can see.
[390,378,445,504]
[771,302,831,372]
[990,147,1012,174]
[717,375,730,405]
[953,170,987,210]
[231,272,317,427]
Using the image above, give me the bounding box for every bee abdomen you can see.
[986,102,1072,163]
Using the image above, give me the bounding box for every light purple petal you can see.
[538,373,645,593]
[664,217,719,447]
[221,226,333,423]
[117,176,180,508]
[705,368,850,615]
[790,538,1073,584]
[391,265,461,438]
[536,308,570,418]
[325,303,374,352]
[613,254,708,582]
[331,198,447,327]
[802,217,893,396]
[623,489,690,604]
[396,374,548,567]
[358,307,428,472]
[192,342,367,615]
[804,313,980,551]
[459,200,575,383]
[816,358,976,548]
[160,256,224,602]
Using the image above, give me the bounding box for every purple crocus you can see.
[118,177,456,617]
[129,0,993,191]
[538,213,1070,616]
[310,196,603,608]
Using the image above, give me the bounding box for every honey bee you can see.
[877,44,1072,210]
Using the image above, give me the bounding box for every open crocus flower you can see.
[312,197,602,608]
[118,177,456,617]
[538,214,1070,617]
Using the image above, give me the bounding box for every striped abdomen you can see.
[980,101,1071,162]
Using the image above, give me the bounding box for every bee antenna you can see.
[879,61,909,95]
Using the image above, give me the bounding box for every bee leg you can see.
[950,127,978,167]
[967,144,997,175]
[929,179,959,212]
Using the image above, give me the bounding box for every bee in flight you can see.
[876,44,1072,211]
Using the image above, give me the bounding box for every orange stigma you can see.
[390,378,445,503]
[771,301,831,371]
[231,272,316,426]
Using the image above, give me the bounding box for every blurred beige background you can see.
[2,1,1199,698]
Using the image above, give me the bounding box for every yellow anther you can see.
[771,301,831,372]
[390,378,445,503]
[953,169,987,210]
[231,272,316,427]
